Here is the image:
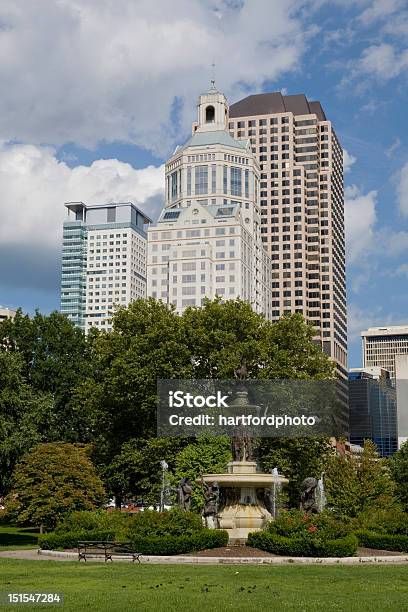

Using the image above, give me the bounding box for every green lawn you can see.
[0,526,39,550]
[0,560,407,611]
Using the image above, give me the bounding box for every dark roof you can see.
[229,92,326,121]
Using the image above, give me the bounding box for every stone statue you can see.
[234,359,248,381]
[176,477,193,511]
[201,478,219,529]
[231,431,253,462]
[300,477,319,514]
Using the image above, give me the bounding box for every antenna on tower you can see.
[210,61,216,89]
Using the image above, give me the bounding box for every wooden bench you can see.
[78,541,142,563]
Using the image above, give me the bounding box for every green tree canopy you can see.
[388,441,408,511]
[103,437,189,507]
[0,351,53,494]
[5,443,106,529]
[173,436,232,510]
[70,298,335,495]
[256,436,332,507]
[0,309,91,441]
[325,440,397,519]
[72,298,193,462]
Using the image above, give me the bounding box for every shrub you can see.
[247,531,358,557]
[124,508,204,538]
[39,529,115,550]
[5,443,106,529]
[55,510,127,534]
[355,530,408,553]
[266,509,351,540]
[354,508,408,536]
[129,530,228,555]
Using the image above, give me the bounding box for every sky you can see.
[0,0,407,368]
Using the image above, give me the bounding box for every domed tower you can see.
[147,87,273,319]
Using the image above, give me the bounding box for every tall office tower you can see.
[348,367,397,457]
[362,325,408,384]
[61,202,150,332]
[228,93,347,377]
[0,307,16,324]
[147,87,272,317]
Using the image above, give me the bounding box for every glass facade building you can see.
[60,202,150,332]
[348,368,397,457]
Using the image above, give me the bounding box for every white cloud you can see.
[397,161,408,215]
[386,137,401,157]
[347,303,402,342]
[358,0,403,25]
[0,0,311,154]
[0,142,164,250]
[343,148,356,173]
[345,185,377,263]
[353,43,408,81]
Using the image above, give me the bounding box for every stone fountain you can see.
[201,390,288,543]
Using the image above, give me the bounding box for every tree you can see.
[0,351,53,495]
[256,437,332,507]
[5,443,106,530]
[0,310,91,441]
[389,441,408,510]
[70,298,335,498]
[174,436,232,510]
[103,437,189,507]
[72,298,193,464]
[325,440,397,518]
[182,298,334,380]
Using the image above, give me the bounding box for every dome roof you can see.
[181,129,249,151]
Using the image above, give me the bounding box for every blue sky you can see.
[0,0,407,368]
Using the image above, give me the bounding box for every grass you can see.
[0,525,39,550]
[0,560,407,611]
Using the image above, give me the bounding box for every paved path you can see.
[0,549,73,562]
[0,549,407,565]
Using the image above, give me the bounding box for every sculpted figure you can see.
[176,477,193,511]
[300,477,319,514]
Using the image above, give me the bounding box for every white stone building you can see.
[61,202,150,332]
[147,88,273,317]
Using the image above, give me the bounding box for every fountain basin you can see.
[201,461,288,544]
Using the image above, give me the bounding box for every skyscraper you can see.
[362,325,408,383]
[61,202,150,332]
[147,87,272,317]
[348,367,397,457]
[228,93,347,377]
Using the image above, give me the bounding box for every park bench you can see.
[78,541,142,563]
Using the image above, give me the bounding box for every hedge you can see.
[247,531,358,557]
[129,529,229,555]
[39,529,115,550]
[356,530,408,553]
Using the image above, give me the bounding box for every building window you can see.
[195,165,208,195]
[187,166,192,196]
[107,207,116,223]
[205,105,215,123]
[223,165,228,193]
[244,169,249,198]
[230,167,242,197]
[211,164,217,194]
[171,171,178,200]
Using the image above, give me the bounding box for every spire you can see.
[210,61,217,91]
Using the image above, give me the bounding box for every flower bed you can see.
[247,509,358,558]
